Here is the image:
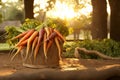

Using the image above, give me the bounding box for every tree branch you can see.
[74,47,120,60]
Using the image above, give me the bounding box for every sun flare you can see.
[47,1,76,20]
[34,0,92,20]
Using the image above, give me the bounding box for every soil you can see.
[0,52,120,80]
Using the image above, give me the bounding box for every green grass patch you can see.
[0,43,11,51]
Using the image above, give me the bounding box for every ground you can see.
[0,51,120,80]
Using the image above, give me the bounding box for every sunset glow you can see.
[2,0,92,20]
[46,0,92,20]
[47,1,76,20]
[34,0,92,20]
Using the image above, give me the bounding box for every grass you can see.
[0,43,11,51]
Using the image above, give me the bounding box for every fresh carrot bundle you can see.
[54,29,66,42]
[11,27,64,63]
[11,30,28,40]
[11,46,24,61]
[26,30,38,59]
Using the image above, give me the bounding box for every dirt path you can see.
[0,52,120,80]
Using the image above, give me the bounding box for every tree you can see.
[91,0,108,39]
[24,0,34,19]
[0,0,2,23]
[109,0,120,41]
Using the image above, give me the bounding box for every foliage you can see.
[0,43,10,51]
[5,19,42,46]
[63,39,120,59]
[5,18,69,46]
[0,0,24,22]
[21,19,42,31]
[6,7,24,22]
[5,26,20,46]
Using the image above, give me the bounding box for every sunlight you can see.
[79,4,92,16]
[34,0,92,20]
[2,0,18,3]
[39,0,48,10]
[2,0,92,20]
[47,1,76,20]
[47,0,92,20]
[106,0,110,14]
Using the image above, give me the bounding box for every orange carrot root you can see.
[45,27,50,38]
[54,29,66,42]
[20,29,35,42]
[15,29,35,47]
[11,46,24,61]
[11,31,28,40]
[32,36,38,52]
[34,42,40,61]
[55,37,62,60]
[17,39,28,47]
[43,33,47,60]
[46,40,53,52]
[26,31,38,60]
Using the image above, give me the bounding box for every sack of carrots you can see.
[10,27,65,62]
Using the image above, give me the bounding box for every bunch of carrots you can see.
[11,27,65,61]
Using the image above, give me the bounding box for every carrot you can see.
[17,39,28,46]
[34,42,40,60]
[54,29,66,42]
[11,46,24,61]
[32,36,38,52]
[20,29,35,42]
[16,29,35,46]
[56,36,63,43]
[49,27,53,34]
[45,31,57,42]
[38,27,45,44]
[45,27,50,38]
[46,40,53,52]
[11,30,28,40]
[55,37,62,60]
[34,28,45,60]
[26,30,38,60]
[43,33,47,60]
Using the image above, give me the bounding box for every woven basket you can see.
[21,41,63,68]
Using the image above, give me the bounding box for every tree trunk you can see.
[24,0,34,19]
[91,0,108,39]
[109,0,120,41]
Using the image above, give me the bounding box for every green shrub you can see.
[63,39,120,59]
